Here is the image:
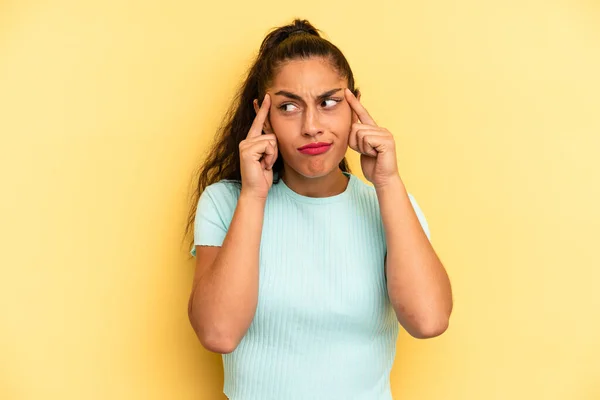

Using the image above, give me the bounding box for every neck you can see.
[280,166,349,198]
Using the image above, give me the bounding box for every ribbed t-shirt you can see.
[191,172,430,400]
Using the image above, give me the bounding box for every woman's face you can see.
[259,57,353,179]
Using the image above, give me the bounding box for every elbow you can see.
[409,317,450,339]
[190,319,240,354]
[188,302,239,354]
[406,296,453,339]
[199,333,239,354]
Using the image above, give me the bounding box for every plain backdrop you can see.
[1,0,599,399]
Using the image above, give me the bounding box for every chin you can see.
[292,160,344,179]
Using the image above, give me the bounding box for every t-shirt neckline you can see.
[276,171,355,204]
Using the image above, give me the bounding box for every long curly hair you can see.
[184,19,359,252]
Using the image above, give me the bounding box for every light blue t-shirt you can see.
[192,172,430,400]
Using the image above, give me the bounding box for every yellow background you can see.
[1,0,599,399]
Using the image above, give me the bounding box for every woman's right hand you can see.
[239,94,278,200]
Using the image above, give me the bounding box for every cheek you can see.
[327,109,352,136]
[270,115,299,138]
[269,116,298,156]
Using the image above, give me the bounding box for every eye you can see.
[321,98,341,108]
[278,103,299,112]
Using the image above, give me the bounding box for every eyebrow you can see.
[273,88,343,103]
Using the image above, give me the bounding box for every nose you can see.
[301,106,323,137]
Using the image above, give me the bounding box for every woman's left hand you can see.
[344,88,400,188]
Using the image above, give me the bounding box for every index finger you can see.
[344,88,377,126]
[247,93,271,138]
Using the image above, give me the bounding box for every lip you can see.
[298,142,332,150]
[297,142,332,155]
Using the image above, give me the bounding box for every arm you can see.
[342,88,452,339]
[376,176,453,339]
[188,193,266,353]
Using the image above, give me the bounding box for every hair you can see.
[184,18,359,251]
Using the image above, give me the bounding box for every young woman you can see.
[185,18,453,400]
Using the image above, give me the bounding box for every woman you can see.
[185,19,453,400]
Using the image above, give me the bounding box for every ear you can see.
[253,98,274,134]
[253,99,260,114]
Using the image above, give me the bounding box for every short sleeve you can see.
[190,181,240,257]
[407,193,431,242]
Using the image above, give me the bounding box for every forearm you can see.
[190,193,265,349]
[376,176,453,338]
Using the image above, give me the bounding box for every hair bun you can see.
[286,19,319,38]
[288,28,309,37]
[258,19,321,57]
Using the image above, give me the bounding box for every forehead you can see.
[271,57,346,93]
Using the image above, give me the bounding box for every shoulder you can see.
[203,179,241,202]
[348,174,431,240]
[196,179,241,219]
[349,174,379,205]
[349,174,424,209]
[346,175,382,219]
